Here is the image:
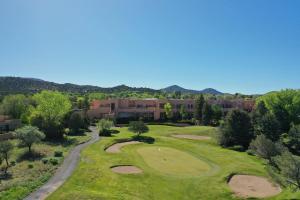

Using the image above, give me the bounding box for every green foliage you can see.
[254,112,281,141]
[88,92,106,101]
[194,94,205,124]
[0,140,14,174]
[179,105,188,120]
[257,89,300,132]
[54,151,63,157]
[97,119,114,136]
[30,91,71,139]
[211,105,222,125]
[218,109,253,148]
[249,135,284,160]
[28,164,34,169]
[269,151,300,190]
[128,121,149,136]
[49,157,59,165]
[202,103,213,125]
[0,94,28,119]
[164,103,173,119]
[42,158,49,164]
[284,124,300,155]
[15,125,45,153]
[68,112,85,133]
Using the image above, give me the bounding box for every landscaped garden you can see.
[47,125,300,200]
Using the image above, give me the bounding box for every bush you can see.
[97,119,113,136]
[42,158,49,164]
[49,157,59,165]
[28,163,34,168]
[10,160,16,166]
[54,151,63,157]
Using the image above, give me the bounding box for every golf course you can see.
[47,125,299,200]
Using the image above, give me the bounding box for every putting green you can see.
[137,146,211,176]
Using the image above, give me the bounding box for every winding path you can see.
[24,126,99,200]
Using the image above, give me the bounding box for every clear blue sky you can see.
[0,0,299,94]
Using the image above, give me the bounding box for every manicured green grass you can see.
[47,125,300,200]
[0,133,91,200]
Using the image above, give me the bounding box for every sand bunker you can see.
[105,141,141,153]
[172,134,211,140]
[111,165,143,174]
[228,175,281,198]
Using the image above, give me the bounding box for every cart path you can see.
[24,126,99,200]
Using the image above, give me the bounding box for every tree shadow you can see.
[131,135,155,144]
[44,137,78,147]
[17,150,45,162]
[0,171,12,180]
[68,129,87,136]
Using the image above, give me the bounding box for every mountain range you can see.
[0,77,223,95]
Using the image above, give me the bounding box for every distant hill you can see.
[161,85,223,95]
[0,77,158,95]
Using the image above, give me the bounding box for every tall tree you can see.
[254,112,281,141]
[164,103,173,120]
[30,91,71,139]
[128,121,149,137]
[68,112,85,134]
[179,105,188,120]
[0,140,13,174]
[0,94,28,119]
[218,109,253,148]
[194,94,205,124]
[202,103,213,125]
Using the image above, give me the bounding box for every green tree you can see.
[97,119,114,136]
[254,112,281,141]
[212,105,222,126]
[217,109,253,149]
[269,151,300,191]
[285,124,300,155]
[0,94,28,119]
[15,125,45,154]
[164,103,173,120]
[0,140,13,174]
[194,94,205,124]
[68,112,85,134]
[179,105,188,120]
[202,103,214,125]
[128,121,149,137]
[30,91,72,139]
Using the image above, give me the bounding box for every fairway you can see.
[137,146,210,176]
[47,125,300,200]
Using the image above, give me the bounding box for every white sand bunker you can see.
[111,165,143,174]
[228,175,281,198]
[172,134,211,140]
[105,141,141,153]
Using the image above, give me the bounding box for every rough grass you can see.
[47,125,300,200]
[0,133,91,200]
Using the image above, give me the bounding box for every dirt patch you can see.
[228,175,281,198]
[172,134,211,140]
[111,165,143,174]
[105,141,141,153]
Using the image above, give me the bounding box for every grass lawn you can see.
[47,125,300,200]
[0,132,91,200]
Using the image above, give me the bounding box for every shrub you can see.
[49,157,59,165]
[97,119,113,136]
[42,158,49,164]
[128,121,149,137]
[28,164,34,169]
[10,160,16,166]
[54,151,63,157]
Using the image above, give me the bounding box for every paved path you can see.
[24,127,99,200]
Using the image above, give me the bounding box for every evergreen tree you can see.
[194,94,205,124]
[202,103,213,125]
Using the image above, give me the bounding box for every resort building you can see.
[87,98,255,121]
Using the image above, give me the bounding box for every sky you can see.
[0,0,299,94]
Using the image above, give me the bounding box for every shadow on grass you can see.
[0,172,12,180]
[17,150,45,162]
[44,137,78,147]
[99,129,120,137]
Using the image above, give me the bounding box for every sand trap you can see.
[111,165,143,174]
[228,175,281,198]
[105,141,141,153]
[172,134,211,140]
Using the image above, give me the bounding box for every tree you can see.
[68,112,85,133]
[164,103,173,120]
[202,102,213,125]
[212,105,222,126]
[15,125,45,154]
[128,121,149,137]
[269,151,300,191]
[0,140,13,174]
[254,112,281,141]
[285,124,300,155]
[179,105,188,120]
[194,94,205,124]
[249,135,285,160]
[97,119,113,136]
[217,109,253,149]
[0,94,28,119]
[29,91,71,139]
